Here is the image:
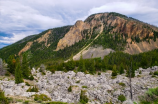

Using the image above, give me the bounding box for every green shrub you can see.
[46,102,67,104]
[33,94,51,101]
[82,86,88,88]
[42,72,46,75]
[118,95,126,102]
[119,82,126,87]
[68,86,72,92]
[27,86,38,92]
[98,72,101,75]
[25,82,30,86]
[76,80,80,83]
[80,90,88,104]
[5,71,10,76]
[23,100,29,104]
[139,87,158,104]
[154,71,158,76]
[139,70,142,74]
[149,71,153,75]
[29,75,34,80]
[0,89,9,104]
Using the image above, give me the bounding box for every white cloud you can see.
[0,0,158,48]
[0,31,39,44]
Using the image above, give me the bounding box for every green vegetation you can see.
[15,61,24,84]
[154,71,158,76]
[27,86,39,92]
[139,87,158,104]
[80,90,89,104]
[68,86,72,92]
[46,102,67,104]
[92,32,127,51]
[33,94,51,101]
[112,65,117,76]
[118,94,126,102]
[21,52,31,79]
[25,82,30,86]
[0,89,9,104]
[82,86,88,88]
[119,82,126,87]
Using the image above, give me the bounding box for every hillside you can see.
[0,12,158,66]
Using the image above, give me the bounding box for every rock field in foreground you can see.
[0,66,158,104]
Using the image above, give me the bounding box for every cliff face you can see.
[18,30,52,55]
[56,12,156,51]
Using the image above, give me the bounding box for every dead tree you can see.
[129,62,133,100]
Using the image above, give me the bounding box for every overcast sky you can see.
[0,0,158,48]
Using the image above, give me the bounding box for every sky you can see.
[0,0,158,48]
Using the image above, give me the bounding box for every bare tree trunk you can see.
[129,62,133,100]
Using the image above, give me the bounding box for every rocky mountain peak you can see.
[56,12,158,51]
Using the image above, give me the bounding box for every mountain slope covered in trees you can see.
[0,12,158,67]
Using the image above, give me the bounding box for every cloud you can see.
[0,0,158,48]
[0,31,40,44]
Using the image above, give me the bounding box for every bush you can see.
[80,90,88,104]
[27,86,38,92]
[5,71,10,76]
[46,102,67,104]
[118,94,126,102]
[25,82,30,86]
[76,80,80,83]
[68,86,72,92]
[0,89,9,104]
[82,86,88,88]
[29,75,34,80]
[23,100,29,104]
[33,94,51,101]
[119,82,126,87]
[154,71,158,76]
[139,87,158,104]
[98,72,101,75]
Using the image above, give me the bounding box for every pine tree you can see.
[15,61,23,84]
[89,59,95,74]
[112,65,117,76]
[119,63,124,74]
[78,53,83,70]
[21,53,30,79]
[82,60,86,73]
[7,55,16,74]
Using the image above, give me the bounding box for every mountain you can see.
[0,12,158,66]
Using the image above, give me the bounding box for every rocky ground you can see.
[0,66,158,104]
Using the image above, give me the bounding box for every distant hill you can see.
[0,12,158,66]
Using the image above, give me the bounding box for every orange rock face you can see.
[56,13,156,51]
[18,30,52,55]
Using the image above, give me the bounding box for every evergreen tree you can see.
[21,53,30,79]
[89,59,95,74]
[78,53,83,70]
[15,61,23,84]
[7,55,16,74]
[119,63,124,74]
[66,54,75,70]
[112,65,117,76]
[0,89,9,104]
[82,60,86,73]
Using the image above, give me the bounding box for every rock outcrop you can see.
[56,12,157,51]
[1,66,158,104]
[124,39,158,54]
[18,30,52,55]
